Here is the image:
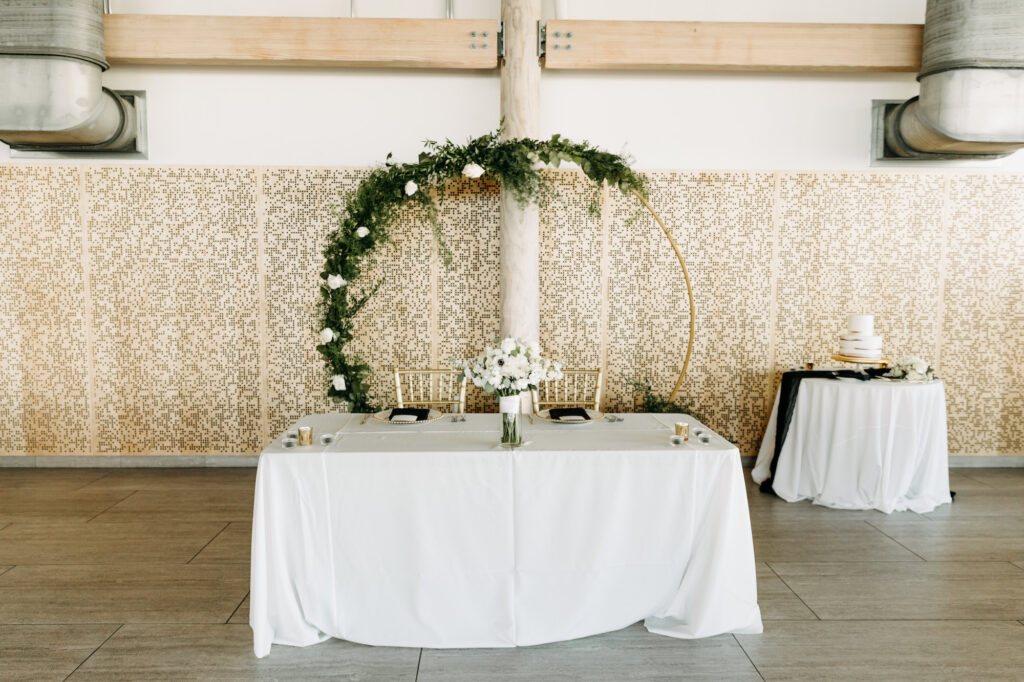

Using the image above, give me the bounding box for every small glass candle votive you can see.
[674,422,689,440]
[297,426,313,446]
[805,362,815,371]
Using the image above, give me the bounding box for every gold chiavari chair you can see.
[531,369,602,413]
[394,369,467,414]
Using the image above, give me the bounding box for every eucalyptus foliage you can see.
[319,129,646,413]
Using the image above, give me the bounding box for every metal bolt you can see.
[482,43,489,49]
[553,43,560,49]
[554,31,562,38]
[470,31,477,37]
[482,31,489,37]
[566,31,573,38]
[471,43,477,49]
[566,44,572,50]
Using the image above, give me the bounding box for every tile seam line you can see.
[862,519,929,561]
[186,521,232,564]
[62,622,122,681]
[765,561,822,620]
[731,633,767,680]
[225,589,249,624]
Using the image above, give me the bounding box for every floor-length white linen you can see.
[752,379,951,514]
[251,414,762,657]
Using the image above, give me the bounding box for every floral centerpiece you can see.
[456,337,563,447]
[885,355,935,382]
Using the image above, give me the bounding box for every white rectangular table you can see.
[250,413,762,657]
[753,378,952,513]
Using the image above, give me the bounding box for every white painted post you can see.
[499,0,542,412]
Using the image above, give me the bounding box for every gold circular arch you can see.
[630,189,694,403]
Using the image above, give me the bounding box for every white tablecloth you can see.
[752,378,951,513]
[250,413,762,656]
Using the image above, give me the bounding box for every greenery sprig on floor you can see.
[319,129,646,413]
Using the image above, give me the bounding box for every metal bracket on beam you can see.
[537,21,546,58]
[497,21,505,58]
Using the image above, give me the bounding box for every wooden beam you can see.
[103,15,499,69]
[543,20,922,72]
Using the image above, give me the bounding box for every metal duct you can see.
[885,0,1024,159]
[0,0,138,152]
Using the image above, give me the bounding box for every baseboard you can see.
[739,454,1024,468]
[0,455,259,468]
[3,453,1022,469]
[948,455,1024,468]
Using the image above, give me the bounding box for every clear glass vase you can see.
[498,395,522,448]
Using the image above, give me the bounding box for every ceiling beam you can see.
[103,15,500,69]
[543,20,922,72]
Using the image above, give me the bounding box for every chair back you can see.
[394,369,467,413]
[531,369,602,413]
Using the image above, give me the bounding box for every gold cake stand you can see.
[830,355,890,369]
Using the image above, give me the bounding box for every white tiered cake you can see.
[838,314,883,361]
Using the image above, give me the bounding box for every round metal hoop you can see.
[630,189,694,403]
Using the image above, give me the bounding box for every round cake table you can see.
[752,377,951,513]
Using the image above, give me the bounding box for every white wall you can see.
[3,0,1022,170]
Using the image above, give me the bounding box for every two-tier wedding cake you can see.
[838,314,883,361]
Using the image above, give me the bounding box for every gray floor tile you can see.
[0,469,110,491]
[0,624,119,682]
[756,563,818,620]
[0,488,134,522]
[418,624,760,681]
[90,488,254,523]
[770,561,1024,620]
[67,624,420,681]
[191,522,251,563]
[0,519,228,564]
[0,564,248,624]
[736,620,1024,681]
[958,469,1024,489]
[925,489,1024,517]
[872,516,1024,562]
[78,468,256,492]
[752,520,922,562]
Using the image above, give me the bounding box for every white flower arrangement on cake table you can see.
[885,355,935,382]
[456,338,563,448]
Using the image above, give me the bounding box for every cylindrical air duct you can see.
[885,0,1024,159]
[0,0,138,152]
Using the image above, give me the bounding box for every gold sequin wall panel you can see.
[85,167,262,455]
[0,166,90,455]
[1,166,1023,458]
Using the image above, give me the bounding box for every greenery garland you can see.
[318,129,646,413]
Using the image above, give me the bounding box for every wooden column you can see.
[499,0,541,357]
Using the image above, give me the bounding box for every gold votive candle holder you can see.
[297,426,313,446]
[674,422,689,440]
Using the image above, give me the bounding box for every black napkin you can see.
[548,407,591,421]
[389,407,430,422]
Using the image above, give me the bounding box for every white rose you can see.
[500,337,516,354]
[404,180,418,196]
[331,374,346,391]
[326,274,346,290]
[355,226,370,238]
[912,359,928,375]
[462,163,485,179]
[320,328,335,344]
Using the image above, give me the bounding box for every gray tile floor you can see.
[1,467,1023,680]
